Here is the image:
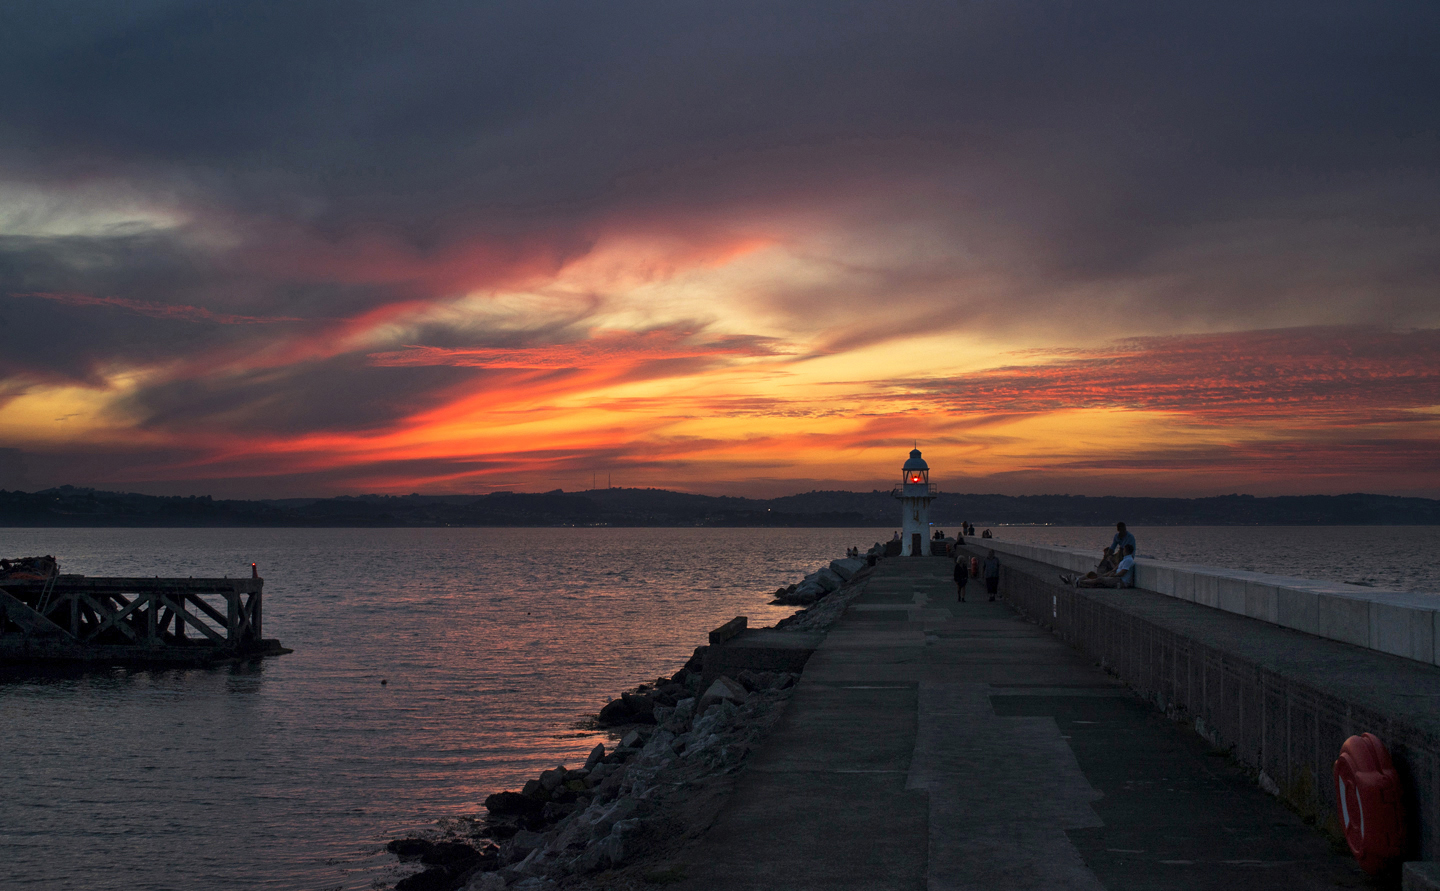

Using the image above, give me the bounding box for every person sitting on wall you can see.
[1111,522,1136,558]
[1096,546,1117,574]
[1071,545,1135,588]
[981,529,992,538]
[1060,547,1116,585]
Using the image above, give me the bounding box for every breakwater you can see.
[967,537,1440,866]
[384,550,879,891]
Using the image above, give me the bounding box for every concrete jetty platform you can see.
[671,556,1372,890]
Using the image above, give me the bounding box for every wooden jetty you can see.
[0,558,289,666]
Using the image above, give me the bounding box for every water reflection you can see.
[3,526,885,890]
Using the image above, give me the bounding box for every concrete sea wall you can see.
[968,542,1440,863]
[974,537,1440,667]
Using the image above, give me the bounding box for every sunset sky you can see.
[1,2,1437,499]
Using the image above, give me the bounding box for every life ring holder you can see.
[1333,732,1406,874]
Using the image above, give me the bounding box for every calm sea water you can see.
[0,527,893,891]
[2,525,1437,891]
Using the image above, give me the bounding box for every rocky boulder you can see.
[386,838,433,860]
[484,791,545,819]
[680,646,706,674]
[775,577,823,603]
[598,697,631,725]
[698,676,748,713]
[584,743,605,770]
[621,691,655,721]
[829,557,866,580]
[420,841,483,867]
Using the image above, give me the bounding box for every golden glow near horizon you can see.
[4,199,1439,499]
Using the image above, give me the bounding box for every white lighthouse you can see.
[893,447,937,557]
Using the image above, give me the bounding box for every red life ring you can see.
[1333,733,1406,874]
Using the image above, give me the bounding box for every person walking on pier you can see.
[953,554,969,602]
[982,550,1001,600]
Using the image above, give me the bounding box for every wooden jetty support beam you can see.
[0,574,287,665]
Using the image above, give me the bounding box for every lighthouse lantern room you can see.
[893,447,937,557]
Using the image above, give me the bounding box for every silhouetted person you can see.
[1111,522,1136,557]
[983,550,1001,600]
[1075,545,1135,588]
[1061,547,1115,585]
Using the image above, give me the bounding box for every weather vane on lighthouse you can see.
[893,446,937,557]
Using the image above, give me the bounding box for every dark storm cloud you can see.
[5,2,1437,224]
[0,241,327,385]
[121,355,482,434]
[6,2,1438,312]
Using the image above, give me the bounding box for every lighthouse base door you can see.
[912,533,922,557]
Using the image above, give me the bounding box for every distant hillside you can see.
[0,485,1437,527]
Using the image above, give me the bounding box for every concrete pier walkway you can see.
[674,556,1373,890]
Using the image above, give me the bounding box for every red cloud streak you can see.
[894,327,1440,423]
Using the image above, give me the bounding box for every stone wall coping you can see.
[976,537,1440,667]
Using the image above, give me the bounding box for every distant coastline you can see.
[2,485,1438,528]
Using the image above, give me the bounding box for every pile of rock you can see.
[390,669,797,891]
[385,547,881,891]
[486,670,798,883]
[595,660,704,727]
[769,554,870,605]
